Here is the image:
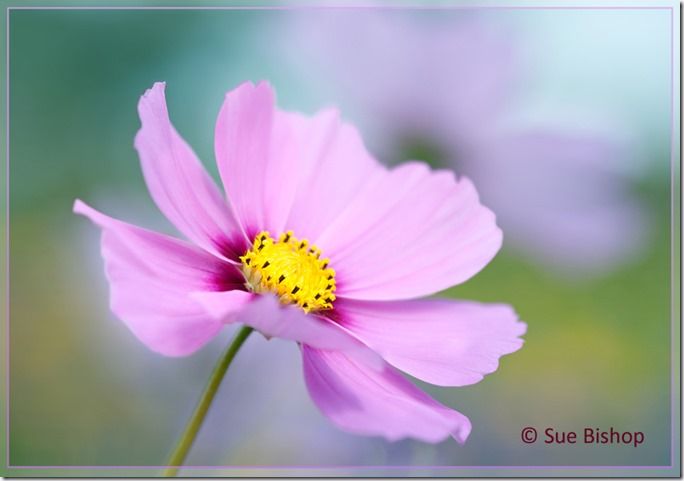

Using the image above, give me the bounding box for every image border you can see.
[1,1,680,477]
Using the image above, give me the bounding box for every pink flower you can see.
[74,81,526,444]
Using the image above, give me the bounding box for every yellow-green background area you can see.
[2,5,680,477]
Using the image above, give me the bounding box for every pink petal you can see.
[335,298,526,387]
[215,81,383,241]
[74,200,242,356]
[302,347,472,443]
[189,290,255,322]
[135,82,245,260]
[214,81,278,239]
[281,110,383,242]
[192,292,367,353]
[316,163,502,300]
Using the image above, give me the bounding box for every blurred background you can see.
[6,5,678,475]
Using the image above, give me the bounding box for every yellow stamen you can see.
[240,231,336,313]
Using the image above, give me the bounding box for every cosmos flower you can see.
[282,12,648,277]
[74,81,526,443]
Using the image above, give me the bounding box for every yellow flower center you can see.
[240,231,336,313]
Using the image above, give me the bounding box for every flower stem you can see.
[163,325,254,477]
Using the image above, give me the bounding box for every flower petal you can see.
[135,82,245,260]
[214,81,383,241]
[302,347,472,443]
[189,290,255,322]
[192,292,367,353]
[316,163,502,300]
[281,111,383,242]
[214,81,277,239]
[335,298,526,387]
[74,200,241,356]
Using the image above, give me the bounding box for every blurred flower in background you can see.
[281,11,650,278]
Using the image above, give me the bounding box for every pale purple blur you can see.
[283,12,648,277]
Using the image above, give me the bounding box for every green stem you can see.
[163,325,254,477]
